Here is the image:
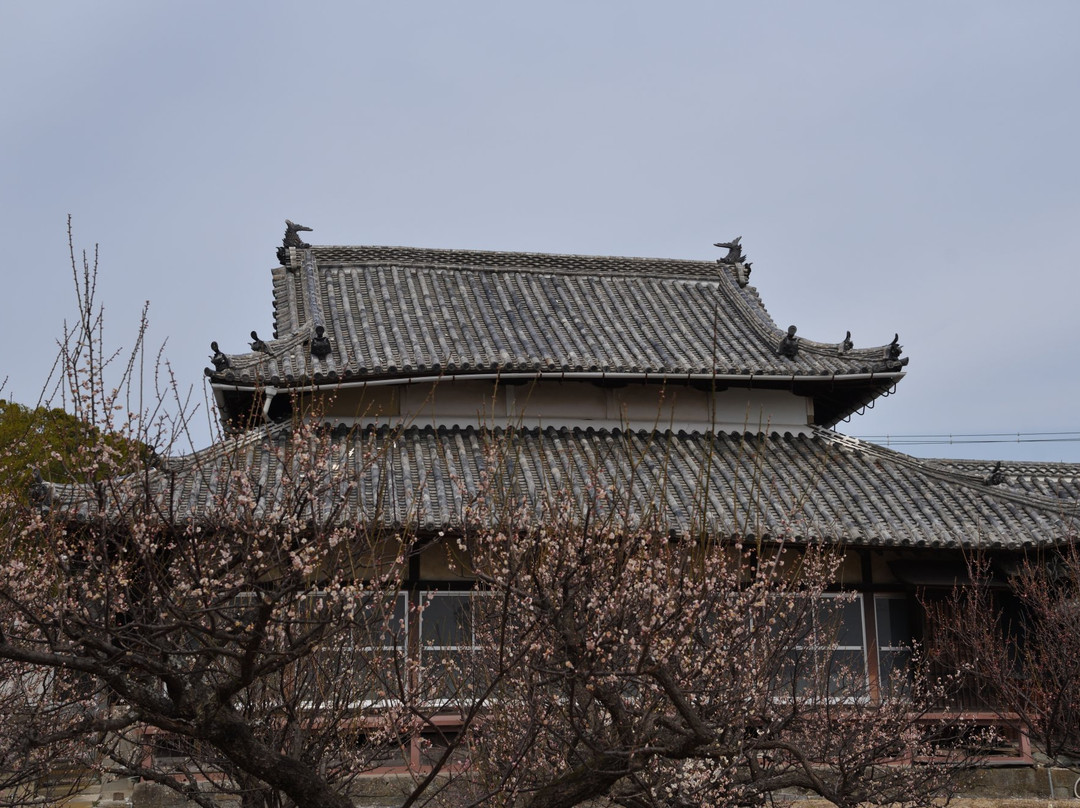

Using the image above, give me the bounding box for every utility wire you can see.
[849,431,1080,447]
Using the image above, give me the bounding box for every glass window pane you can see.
[876,596,912,695]
[421,650,480,700]
[375,591,408,648]
[421,593,471,647]
[835,599,864,648]
[829,649,867,686]
[875,597,910,649]
[352,591,408,649]
[813,597,864,648]
[879,649,912,696]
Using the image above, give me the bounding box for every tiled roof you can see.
[927,458,1080,501]
[208,245,905,388]
[45,427,1078,551]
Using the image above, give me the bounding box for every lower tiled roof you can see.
[45,428,1078,551]
[927,458,1080,501]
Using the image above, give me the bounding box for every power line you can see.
[849,431,1080,447]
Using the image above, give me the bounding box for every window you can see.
[782,594,867,698]
[874,595,912,696]
[298,590,409,707]
[419,590,479,701]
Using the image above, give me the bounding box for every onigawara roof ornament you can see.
[874,333,909,371]
[714,236,748,265]
[277,219,313,266]
[29,468,53,507]
[778,325,799,358]
[209,341,230,371]
[983,461,1005,486]
[249,331,270,354]
[887,334,903,361]
[714,237,752,287]
[310,325,332,359]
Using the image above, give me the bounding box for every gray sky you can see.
[2,2,1078,461]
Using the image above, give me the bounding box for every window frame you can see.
[783,592,869,700]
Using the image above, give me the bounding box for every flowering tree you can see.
[930,547,1080,771]
[0,229,442,808]
[0,439,416,808]
[447,464,973,808]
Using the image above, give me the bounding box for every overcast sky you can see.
[2,2,1078,462]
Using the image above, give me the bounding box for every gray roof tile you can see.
[928,458,1080,501]
[46,427,1079,551]
[209,245,906,389]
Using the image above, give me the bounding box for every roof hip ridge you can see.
[715,277,905,361]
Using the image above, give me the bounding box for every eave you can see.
[209,368,905,429]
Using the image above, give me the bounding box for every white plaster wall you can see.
[322,381,812,434]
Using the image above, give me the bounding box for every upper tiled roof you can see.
[208,245,906,391]
[44,427,1078,551]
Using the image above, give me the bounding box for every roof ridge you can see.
[928,457,1080,475]
[324,259,721,283]
[310,244,722,278]
[715,278,906,362]
[316,243,718,263]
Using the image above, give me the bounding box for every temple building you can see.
[56,223,1080,771]
[165,225,1076,759]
